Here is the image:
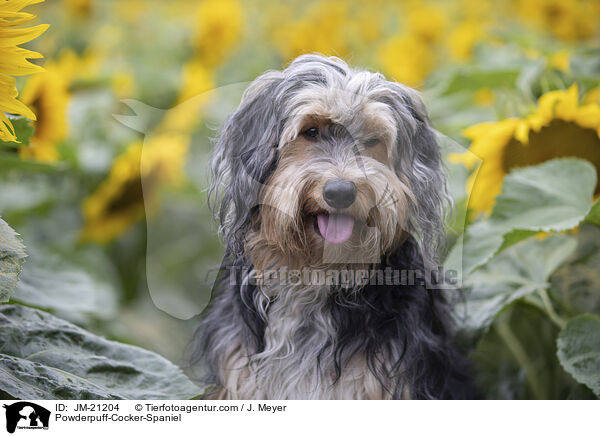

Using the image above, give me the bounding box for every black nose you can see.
[323,179,357,209]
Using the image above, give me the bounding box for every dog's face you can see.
[252,93,415,269]
[211,55,449,273]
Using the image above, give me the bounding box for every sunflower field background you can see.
[1,0,599,400]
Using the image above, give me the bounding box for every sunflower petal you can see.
[0,111,18,142]
[574,104,600,130]
[448,151,479,169]
[0,11,35,26]
[0,74,36,119]
[515,120,530,144]
[462,122,497,140]
[0,0,46,14]
[0,46,44,76]
[0,23,49,47]
[555,84,580,121]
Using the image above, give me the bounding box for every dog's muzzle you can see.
[314,179,358,245]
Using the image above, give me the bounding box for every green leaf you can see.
[550,224,600,317]
[585,199,600,227]
[490,158,597,230]
[456,234,577,335]
[516,59,544,96]
[0,117,34,148]
[12,247,119,325]
[0,153,59,173]
[496,229,538,253]
[0,305,202,400]
[557,314,600,397]
[441,68,520,95]
[458,158,597,275]
[453,221,503,278]
[0,219,27,303]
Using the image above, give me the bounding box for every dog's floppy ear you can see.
[382,83,452,267]
[209,73,284,258]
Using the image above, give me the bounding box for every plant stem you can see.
[495,321,545,400]
[539,288,567,329]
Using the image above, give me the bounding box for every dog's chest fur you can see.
[214,283,399,400]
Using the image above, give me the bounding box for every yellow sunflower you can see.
[0,0,48,143]
[270,1,349,62]
[158,59,215,134]
[547,51,570,72]
[378,34,434,87]
[350,8,383,47]
[18,60,69,161]
[447,20,486,61]
[515,0,600,41]
[451,85,600,213]
[64,0,92,19]
[405,3,448,45]
[193,0,243,68]
[19,49,100,161]
[81,133,189,243]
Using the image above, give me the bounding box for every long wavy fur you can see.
[191,54,473,399]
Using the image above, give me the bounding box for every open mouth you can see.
[313,212,355,245]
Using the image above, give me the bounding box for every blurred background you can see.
[2,0,600,399]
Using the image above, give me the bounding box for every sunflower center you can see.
[30,94,45,138]
[503,119,600,194]
[105,177,145,216]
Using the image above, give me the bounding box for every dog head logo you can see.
[112,84,249,320]
[3,402,50,434]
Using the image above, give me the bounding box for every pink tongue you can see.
[317,213,354,244]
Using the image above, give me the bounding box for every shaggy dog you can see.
[192,54,473,399]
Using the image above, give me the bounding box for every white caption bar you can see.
[0,400,596,436]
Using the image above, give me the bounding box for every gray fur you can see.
[209,54,450,268]
[194,54,469,400]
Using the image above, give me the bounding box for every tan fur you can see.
[227,105,417,399]
[208,71,427,400]
[247,130,413,271]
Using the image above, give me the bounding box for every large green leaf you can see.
[455,234,577,335]
[455,159,596,275]
[0,219,27,303]
[490,159,597,230]
[0,305,202,400]
[557,314,600,397]
[12,247,119,325]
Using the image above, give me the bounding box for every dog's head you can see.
[210,54,450,272]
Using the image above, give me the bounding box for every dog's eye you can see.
[302,127,319,141]
[364,137,380,147]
